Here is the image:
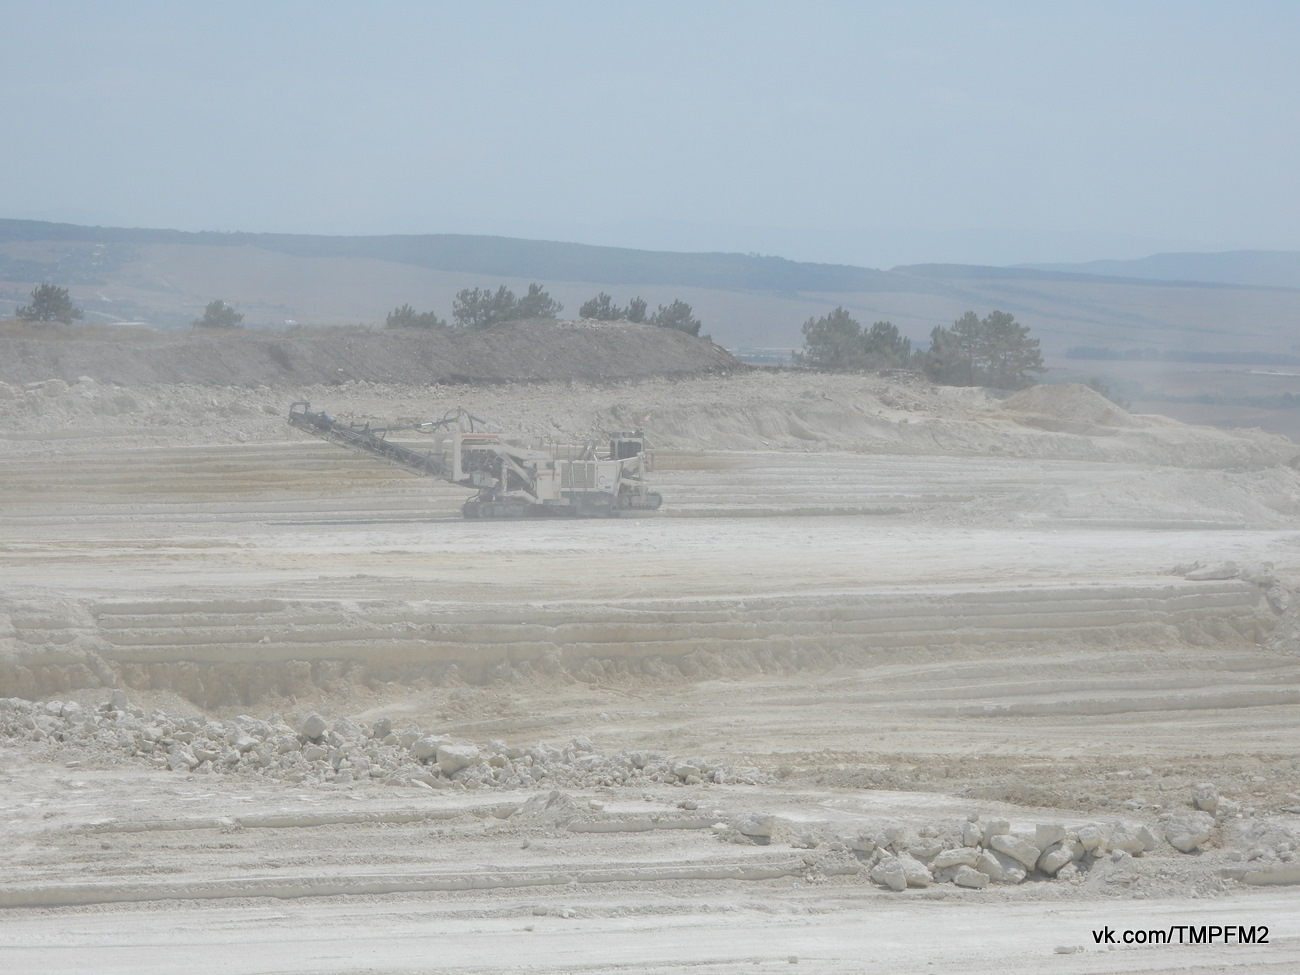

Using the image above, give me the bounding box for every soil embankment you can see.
[0,319,739,387]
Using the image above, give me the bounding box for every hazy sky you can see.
[3,1,1297,268]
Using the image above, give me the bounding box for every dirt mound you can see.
[1002,382,1133,429]
[0,320,739,387]
[2,370,1295,470]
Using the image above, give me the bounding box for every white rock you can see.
[397,728,422,748]
[932,847,980,869]
[1164,811,1215,853]
[298,713,328,739]
[333,717,362,739]
[931,865,961,884]
[410,736,447,761]
[192,744,220,763]
[1077,824,1106,855]
[989,851,1027,884]
[1038,840,1079,876]
[981,819,1011,847]
[896,854,933,888]
[1193,783,1219,814]
[953,865,989,889]
[737,815,776,839]
[1107,822,1147,854]
[962,821,983,847]
[974,850,1004,881]
[1035,824,1067,849]
[436,743,480,776]
[907,837,944,859]
[989,834,1040,870]
[870,857,908,892]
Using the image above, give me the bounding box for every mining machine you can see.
[288,402,662,518]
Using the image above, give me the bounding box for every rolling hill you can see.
[1022,250,1300,290]
[3,218,1300,439]
[2,219,1297,361]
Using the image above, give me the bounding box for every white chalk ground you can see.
[1,891,1297,974]
[2,373,1300,972]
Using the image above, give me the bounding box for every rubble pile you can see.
[0,694,767,791]
[858,805,1256,892]
[6,694,1298,896]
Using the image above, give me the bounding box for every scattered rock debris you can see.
[0,696,767,792]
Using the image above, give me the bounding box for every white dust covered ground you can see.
[2,370,1300,973]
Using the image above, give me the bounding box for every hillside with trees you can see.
[923,311,1045,389]
[3,219,1299,437]
[2,219,1298,369]
[795,306,1043,390]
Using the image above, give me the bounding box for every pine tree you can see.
[16,284,83,324]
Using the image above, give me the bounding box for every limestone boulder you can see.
[974,850,1004,881]
[1107,822,1148,855]
[410,736,447,761]
[1035,824,1067,849]
[899,854,933,888]
[981,819,1011,847]
[871,857,908,892]
[1076,824,1106,855]
[435,743,480,776]
[989,834,1041,871]
[953,865,990,889]
[1164,811,1215,853]
[1192,783,1219,814]
[1038,840,1081,876]
[737,815,776,839]
[932,847,981,870]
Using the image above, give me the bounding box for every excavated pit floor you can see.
[3,378,1300,973]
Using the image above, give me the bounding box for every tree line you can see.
[796,306,1045,389]
[8,284,248,329]
[12,282,1036,392]
[576,292,702,336]
[385,285,703,337]
[6,281,705,338]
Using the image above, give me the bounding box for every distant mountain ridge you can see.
[0,218,907,294]
[888,263,1244,289]
[3,218,1300,366]
[6,217,1296,298]
[1020,250,1300,291]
